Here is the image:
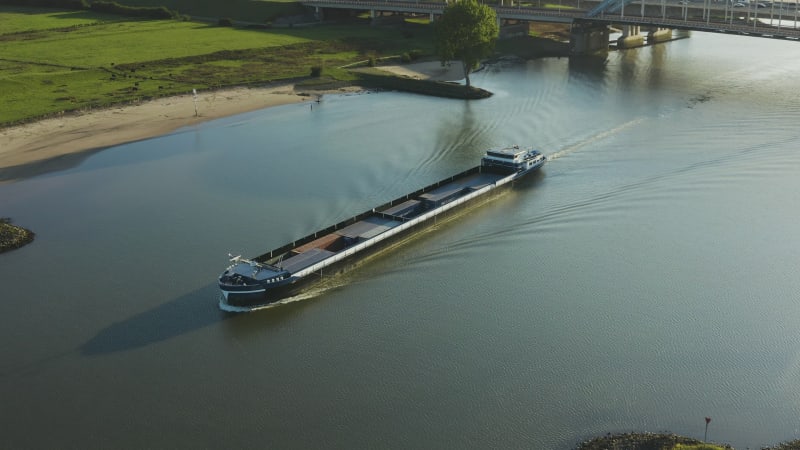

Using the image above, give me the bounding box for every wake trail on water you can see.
[547,117,645,161]
[323,118,654,268]
[406,132,800,266]
[219,286,332,312]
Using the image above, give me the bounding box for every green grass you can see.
[403,15,434,25]
[0,6,436,125]
[2,19,317,67]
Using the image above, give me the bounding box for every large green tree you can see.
[434,0,499,89]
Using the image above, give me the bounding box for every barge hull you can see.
[218,146,545,312]
[221,174,519,309]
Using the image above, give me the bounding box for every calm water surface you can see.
[2,32,800,449]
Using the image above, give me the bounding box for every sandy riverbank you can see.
[0,61,463,181]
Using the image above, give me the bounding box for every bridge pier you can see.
[570,22,610,55]
[617,24,645,48]
[648,27,674,43]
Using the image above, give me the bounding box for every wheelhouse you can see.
[481,145,544,172]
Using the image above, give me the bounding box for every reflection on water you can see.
[2,32,800,449]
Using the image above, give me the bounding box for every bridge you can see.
[301,0,800,53]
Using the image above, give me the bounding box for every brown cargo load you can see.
[293,233,345,253]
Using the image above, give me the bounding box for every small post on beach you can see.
[704,416,711,442]
[192,88,198,117]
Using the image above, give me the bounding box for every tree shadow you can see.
[0,147,104,184]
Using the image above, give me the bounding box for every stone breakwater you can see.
[575,433,800,450]
[0,219,34,253]
[575,433,730,450]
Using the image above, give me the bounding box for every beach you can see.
[0,61,463,181]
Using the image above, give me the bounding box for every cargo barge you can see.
[218,146,545,312]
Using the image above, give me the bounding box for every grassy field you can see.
[0,6,436,125]
[0,2,574,126]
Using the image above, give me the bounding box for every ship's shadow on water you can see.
[80,284,225,356]
[79,172,548,357]
[80,284,321,355]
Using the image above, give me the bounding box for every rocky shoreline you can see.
[0,218,35,253]
[575,433,730,449]
[575,433,800,450]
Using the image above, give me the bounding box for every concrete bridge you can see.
[301,0,800,53]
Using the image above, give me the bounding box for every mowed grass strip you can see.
[2,19,315,67]
[0,7,435,125]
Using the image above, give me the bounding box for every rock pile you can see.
[0,218,35,253]
[575,432,731,450]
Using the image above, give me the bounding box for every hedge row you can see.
[0,0,180,20]
[90,1,177,19]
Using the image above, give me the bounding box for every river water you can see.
[2,32,800,449]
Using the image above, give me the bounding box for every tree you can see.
[434,0,499,89]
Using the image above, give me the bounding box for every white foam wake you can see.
[547,117,645,161]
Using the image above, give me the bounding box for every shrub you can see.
[218,17,234,27]
[310,65,323,77]
[401,52,411,63]
[90,1,176,20]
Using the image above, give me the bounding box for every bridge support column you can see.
[314,6,323,21]
[570,22,610,55]
[648,27,673,43]
[617,24,645,48]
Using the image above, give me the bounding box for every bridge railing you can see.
[302,0,800,39]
